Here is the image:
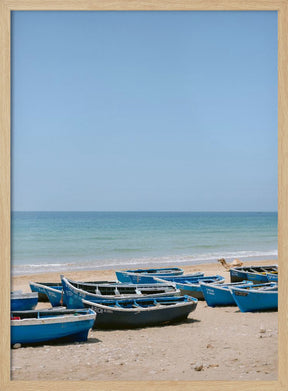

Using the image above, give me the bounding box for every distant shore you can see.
[11,259,278,381]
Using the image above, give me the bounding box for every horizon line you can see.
[11,210,278,213]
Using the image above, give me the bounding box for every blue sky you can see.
[11,11,278,212]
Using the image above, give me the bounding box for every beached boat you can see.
[115,267,185,284]
[199,280,253,307]
[11,308,96,345]
[82,295,197,329]
[30,282,66,307]
[30,282,63,302]
[61,276,181,309]
[29,280,114,302]
[155,275,225,299]
[11,292,38,311]
[228,283,278,312]
[229,265,278,283]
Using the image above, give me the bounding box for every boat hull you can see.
[200,281,253,307]
[229,285,278,312]
[83,296,197,329]
[156,275,225,300]
[116,267,184,283]
[230,265,278,283]
[30,282,63,302]
[266,273,278,282]
[62,277,180,309]
[30,283,65,307]
[11,309,96,345]
[11,293,38,311]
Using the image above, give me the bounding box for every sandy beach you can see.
[11,259,278,381]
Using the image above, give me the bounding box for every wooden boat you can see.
[61,276,181,309]
[11,292,38,311]
[29,280,114,302]
[155,275,225,299]
[229,265,278,283]
[199,280,253,307]
[82,295,197,329]
[30,282,66,307]
[228,282,278,312]
[115,267,185,284]
[11,308,96,345]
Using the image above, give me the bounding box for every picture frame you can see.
[1,1,287,390]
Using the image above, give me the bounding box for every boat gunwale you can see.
[29,281,63,294]
[154,275,225,288]
[82,296,197,313]
[199,280,253,292]
[62,277,179,299]
[11,310,96,326]
[67,278,178,290]
[11,292,39,300]
[228,283,278,295]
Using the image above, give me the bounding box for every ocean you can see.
[11,211,278,275]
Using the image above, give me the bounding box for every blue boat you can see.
[200,280,253,307]
[29,280,114,302]
[155,275,225,299]
[30,282,66,307]
[11,292,38,311]
[82,295,197,329]
[61,276,180,309]
[230,265,278,283]
[229,283,278,312]
[11,308,96,345]
[30,282,63,302]
[116,267,185,284]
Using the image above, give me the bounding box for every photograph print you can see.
[11,10,278,381]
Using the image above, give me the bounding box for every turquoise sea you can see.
[11,212,278,275]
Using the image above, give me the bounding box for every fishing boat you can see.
[30,282,66,307]
[199,280,253,307]
[11,292,38,311]
[228,283,278,312]
[11,308,96,345]
[229,265,278,283]
[61,276,181,309]
[115,267,185,284]
[82,295,197,329]
[155,275,225,299]
[29,280,114,302]
[30,282,63,302]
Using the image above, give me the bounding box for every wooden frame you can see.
[0,1,287,390]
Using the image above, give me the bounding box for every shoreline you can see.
[11,259,278,381]
[11,253,278,277]
[12,258,277,292]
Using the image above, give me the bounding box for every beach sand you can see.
[11,259,278,381]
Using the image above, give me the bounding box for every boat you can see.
[30,282,66,307]
[29,280,114,302]
[115,267,185,284]
[30,282,63,302]
[199,280,253,307]
[229,265,278,283]
[154,275,225,299]
[82,295,197,329]
[11,292,38,311]
[61,276,181,309]
[228,283,278,312]
[11,308,96,345]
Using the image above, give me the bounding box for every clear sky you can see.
[11,11,278,212]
